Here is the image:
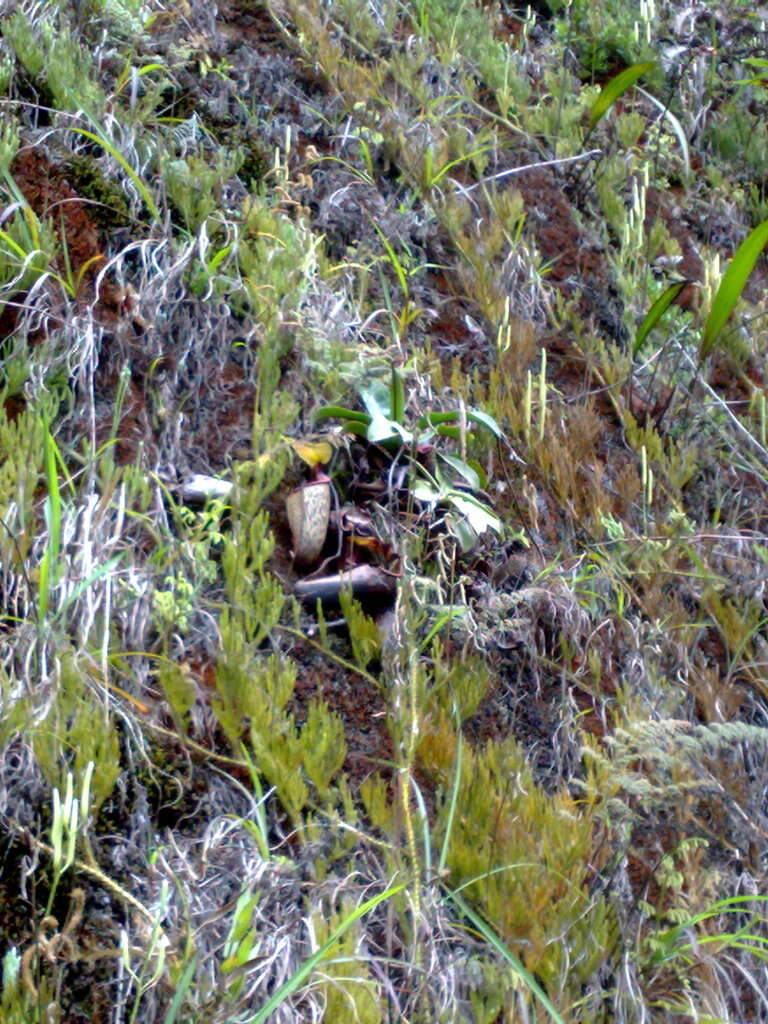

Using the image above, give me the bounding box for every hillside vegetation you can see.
[2,1,768,1021]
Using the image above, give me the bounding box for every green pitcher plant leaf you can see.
[447,491,501,537]
[315,405,371,424]
[417,408,502,438]
[466,408,503,439]
[361,388,411,444]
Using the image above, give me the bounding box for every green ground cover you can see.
[2,1,768,1021]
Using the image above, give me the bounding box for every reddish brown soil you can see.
[11,146,104,284]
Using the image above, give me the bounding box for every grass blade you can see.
[0,227,29,260]
[162,955,198,1024]
[445,889,566,1024]
[66,127,161,222]
[589,62,657,128]
[44,428,62,575]
[418,607,465,655]
[438,725,462,875]
[636,85,690,176]
[373,223,408,296]
[633,279,688,357]
[702,218,768,357]
[55,555,123,620]
[245,882,405,1024]
[38,546,51,624]
[39,427,62,623]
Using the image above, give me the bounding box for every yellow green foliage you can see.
[216,620,350,826]
[31,650,120,815]
[420,714,614,1000]
[339,591,382,670]
[161,150,243,233]
[312,902,383,1024]
[426,641,491,723]
[214,471,348,826]
[0,400,46,568]
[3,10,105,115]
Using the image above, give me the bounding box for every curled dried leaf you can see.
[289,438,335,467]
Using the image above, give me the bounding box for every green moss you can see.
[62,155,132,230]
[235,133,270,186]
[31,649,121,815]
[420,717,615,1008]
[312,903,383,1024]
[553,0,654,79]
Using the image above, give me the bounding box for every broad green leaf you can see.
[342,420,371,439]
[467,458,488,490]
[416,408,500,439]
[447,492,501,536]
[439,453,480,489]
[362,378,395,418]
[589,62,657,128]
[418,411,460,427]
[702,217,768,357]
[361,388,411,443]
[633,280,688,357]
[366,410,404,444]
[412,479,443,503]
[446,512,478,552]
[368,416,411,444]
[467,408,503,438]
[360,390,384,421]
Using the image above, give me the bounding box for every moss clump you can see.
[206,119,270,186]
[62,155,132,231]
[420,714,615,1011]
[236,133,271,186]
